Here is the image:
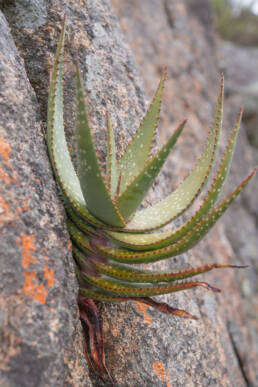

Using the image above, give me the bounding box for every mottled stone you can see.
[219,41,258,152]
[0,9,92,387]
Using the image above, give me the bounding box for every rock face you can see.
[0,9,92,387]
[220,40,258,153]
[0,1,257,386]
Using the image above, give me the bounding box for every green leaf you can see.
[105,112,119,197]
[81,272,221,297]
[117,120,185,220]
[124,76,224,232]
[76,66,126,227]
[46,18,110,230]
[118,69,166,192]
[79,288,129,302]
[92,168,256,263]
[105,108,243,249]
[84,257,246,284]
[67,219,93,253]
[65,203,99,236]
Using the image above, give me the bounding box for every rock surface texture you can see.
[0,0,257,386]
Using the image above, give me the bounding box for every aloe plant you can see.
[47,18,257,378]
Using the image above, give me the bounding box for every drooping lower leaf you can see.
[79,288,129,302]
[79,288,199,319]
[86,257,247,284]
[81,272,221,297]
[134,297,198,320]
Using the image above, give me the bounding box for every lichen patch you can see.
[23,271,48,304]
[18,234,37,269]
[134,301,152,325]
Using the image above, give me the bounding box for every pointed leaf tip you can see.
[117,119,185,220]
[134,298,198,320]
[76,66,125,227]
[47,20,113,230]
[125,79,224,231]
[118,70,167,192]
[94,169,256,264]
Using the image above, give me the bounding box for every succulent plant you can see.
[47,19,257,378]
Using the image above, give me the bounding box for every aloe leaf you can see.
[118,69,166,192]
[79,289,198,319]
[124,76,224,232]
[46,19,112,230]
[105,108,243,249]
[117,120,186,220]
[84,257,246,284]
[65,203,98,236]
[74,246,244,284]
[105,112,118,197]
[92,168,256,263]
[76,66,125,227]
[67,219,93,253]
[79,288,129,302]
[81,272,221,297]
[73,245,88,267]
[134,297,198,319]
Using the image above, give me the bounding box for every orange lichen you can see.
[23,271,48,304]
[18,236,54,304]
[153,361,166,382]
[0,137,11,166]
[134,301,152,325]
[18,234,37,269]
[44,265,55,287]
[153,360,172,386]
[166,375,172,387]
